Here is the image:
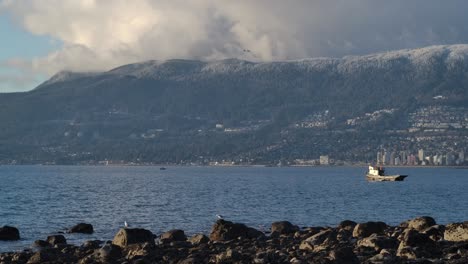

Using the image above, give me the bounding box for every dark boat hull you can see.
[366,174,407,181]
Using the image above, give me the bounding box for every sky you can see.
[1,0,468,92]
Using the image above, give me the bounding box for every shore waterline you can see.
[1,165,467,252]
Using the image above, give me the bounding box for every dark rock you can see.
[338,220,357,231]
[404,216,437,231]
[69,223,94,234]
[352,221,387,238]
[33,240,50,248]
[271,221,299,236]
[367,248,397,263]
[81,240,102,249]
[214,249,243,263]
[46,235,67,245]
[329,246,359,264]
[189,234,210,245]
[160,229,187,242]
[423,224,445,241]
[299,229,338,254]
[112,228,155,247]
[95,243,122,262]
[445,222,468,242]
[210,219,265,241]
[397,228,439,259]
[357,233,398,251]
[122,242,154,261]
[27,248,60,264]
[0,226,20,241]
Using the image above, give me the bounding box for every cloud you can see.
[2,0,468,89]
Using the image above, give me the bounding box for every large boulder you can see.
[352,221,387,238]
[338,220,357,232]
[160,229,187,242]
[444,222,468,242]
[0,226,20,241]
[46,235,67,245]
[404,216,436,231]
[112,228,155,247]
[271,221,299,236]
[397,229,439,259]
[69,223,94,234]
[209,219,264,241]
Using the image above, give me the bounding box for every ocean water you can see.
[0,165,467,252]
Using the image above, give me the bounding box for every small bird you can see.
[216,214,224,220]
[124,221,129,228]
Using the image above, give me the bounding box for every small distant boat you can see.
[366,166,407,181]
[159,167,167,170]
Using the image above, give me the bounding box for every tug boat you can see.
[366,166,407,181]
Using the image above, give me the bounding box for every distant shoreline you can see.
[1,163,467,169]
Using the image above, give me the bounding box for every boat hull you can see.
[366,174,407,182]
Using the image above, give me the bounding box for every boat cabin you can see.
[368,166,385,176]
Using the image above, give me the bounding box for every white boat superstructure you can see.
[366,166,407,181]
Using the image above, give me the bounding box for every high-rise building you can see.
[383,151,390,165]
[418,149,424,163]
[376,151,383,165]
[459,150,465,164]
[446,152,456,166]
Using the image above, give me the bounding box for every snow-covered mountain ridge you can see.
[41,44,468,86]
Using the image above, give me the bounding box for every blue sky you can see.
[0,15,60,92]
[1,0,468,93]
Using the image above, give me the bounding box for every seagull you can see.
[124,221,129,228]
[216,214,224,220]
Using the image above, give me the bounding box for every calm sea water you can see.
[0,165,467,252]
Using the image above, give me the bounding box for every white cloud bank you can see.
[1,0,468,91]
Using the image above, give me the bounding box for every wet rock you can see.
[69,223,94,234]
[445,222,468,242]
[404,216,437,231]
[271,221,299,236]
[357,233,398,251]
[161,229,187,242]
[210,219,265,241]
[353,221,387,238]
[46,235,67,245]
[112,228,155,247]
[189,234,209,245]
[0,225,20,241]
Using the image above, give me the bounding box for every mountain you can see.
[1,45,467,165]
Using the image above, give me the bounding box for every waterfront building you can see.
[319,155,329,165]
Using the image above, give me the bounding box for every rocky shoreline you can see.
[1,217,468,263]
